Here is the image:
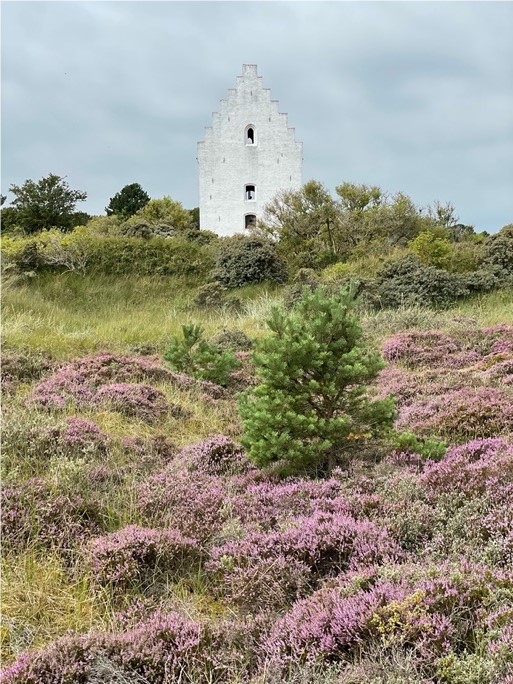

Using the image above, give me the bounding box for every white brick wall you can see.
[197,64,303,235]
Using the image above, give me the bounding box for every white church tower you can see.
[197,64,303,235]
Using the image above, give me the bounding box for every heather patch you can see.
[0,611,249,684]
[95,382,177,422]
[26,353,170,409]
[421,438,513,498]
[178,434,251,475]
[1,412,109,481]
[1,478,105,554]
[397,387,513,441]
[25,352,227,412]
[381,331,470,369]
[86,525,200,591]
[208,510,401,610]
[136,468,226,543]
[228,478,349,531]
[261,562,513,678]
[0,351,54,394]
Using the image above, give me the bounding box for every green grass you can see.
[3,272,512,360]
[1,273,281,358]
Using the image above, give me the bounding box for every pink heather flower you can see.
[178,435,252,475]
[381,331,463,369]
[136,468,226,543]
[58,416,108,451]
[95,382,171,421]
[86,525,200,589]
[397,386,513,440]
[420,438,513,498]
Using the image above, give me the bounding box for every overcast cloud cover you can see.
[2,1,512,233]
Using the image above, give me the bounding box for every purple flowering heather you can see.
[421,438,513,498]
[25,352,169,409]
[86,525,200,590]
[178,434,251,475]
[397,386,513,440]
[261,579,411,672]
[228,478,349,531]
[381,331,464,369]
[59,416,108,449]
[25,352,226,412]
[95,382,175,422]
[1,477,104,554]
[208,509,401,610]
[136,468,226,543]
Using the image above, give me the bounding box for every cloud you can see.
[2,1,512,232]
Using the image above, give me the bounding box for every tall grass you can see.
[3,272,511,360]
[1,273,283,358]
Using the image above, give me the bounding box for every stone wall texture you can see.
[197,64,303,235]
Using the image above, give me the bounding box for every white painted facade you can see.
[197,64,303,235]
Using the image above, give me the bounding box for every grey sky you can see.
[2,1,512,233]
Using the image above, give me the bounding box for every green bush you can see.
[484,224,513,274]
[164,324,240,386]
[239,287,395,474]
[193,282,229,309]
[1,230,214,278]
[212,235,287,288]
[374,255,469,308]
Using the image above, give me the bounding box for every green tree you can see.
[256,180,341,270]
[164,324,240,386]
[336,183,430,252]
[105,183,150,219]
[484,224,513,274]
[239,287,395,475]
[409,229,452,268]
[8,174,87,234]
[123,196,194,235]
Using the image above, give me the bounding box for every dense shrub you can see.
[1,231,214,277]
[397,387,513,441]
[484,224,513,274]
[1,478,104,554]
[136,468,226,543]
[212,235,287,288]
[193,282,228,308]
[374,254,469,308]
[212,329,254,352]
[86,525,200,590]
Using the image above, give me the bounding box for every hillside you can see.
[1,275,513,684]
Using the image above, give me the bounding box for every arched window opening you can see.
[245,214,257,229]
[245,184,256,201]
[245,125,256,145]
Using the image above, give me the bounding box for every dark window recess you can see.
[245,214,257,229]
[245,185,256,200]
[246,127,255,144]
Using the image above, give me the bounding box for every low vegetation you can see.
[1,175,513,683]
